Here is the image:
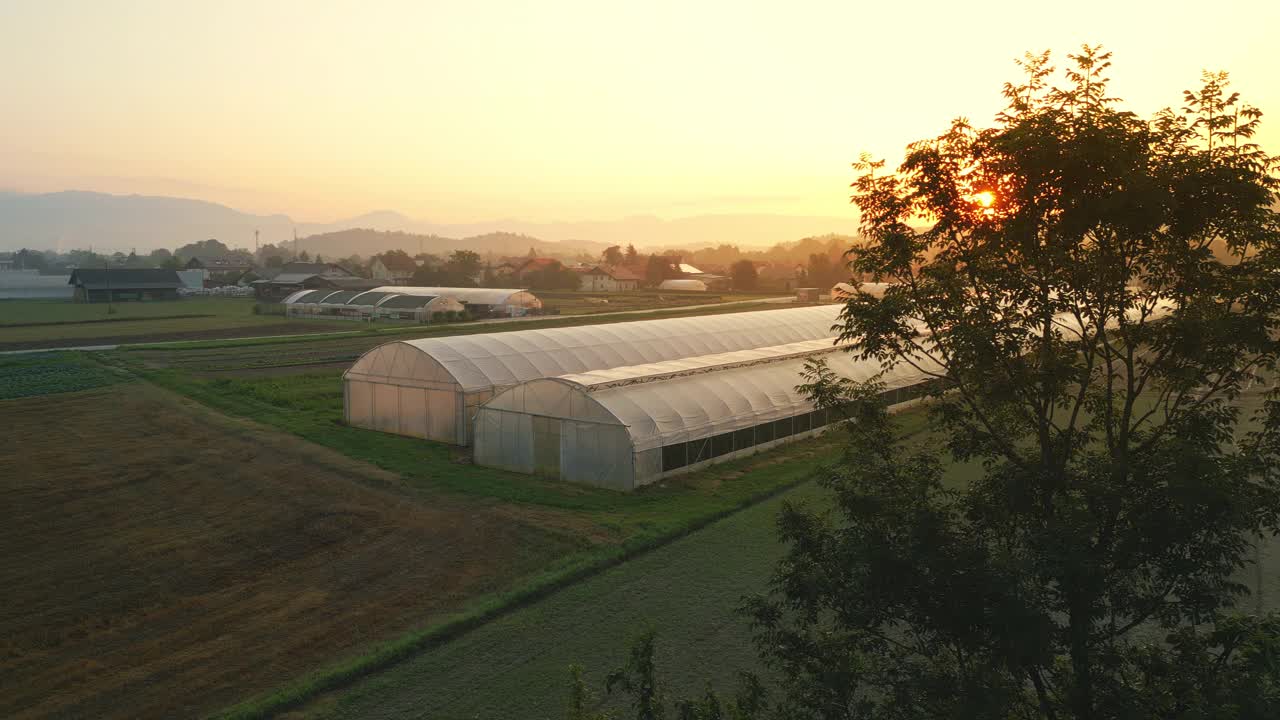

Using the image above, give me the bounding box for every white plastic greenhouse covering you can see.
[343,304,845,445]
[658,279,708,291]
[473,341,944,490]
[368,286,542,313]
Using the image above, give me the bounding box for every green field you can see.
[19,311,1275,719]
[0,352,128,400]
[0,294,792,350]
[300,481,832,720]
[0,297,353,347]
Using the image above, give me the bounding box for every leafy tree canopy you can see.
[750,45,1280,720]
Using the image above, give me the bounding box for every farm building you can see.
[68,268,182,302]
[658,278,708,292]
[251,261,378,301]
[472,340,943,490]
[343,304,844,445]
[0,270,73,299]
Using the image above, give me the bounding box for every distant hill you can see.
[295,228,606,259]
[0,190,293,252]
[0,190,858,254]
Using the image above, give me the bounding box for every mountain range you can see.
[0,190,859,256]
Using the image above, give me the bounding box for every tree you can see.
[12,248,48,273]
[265,255,284,268]
[524,261,581,291]
[745,47,1280,719]
[447,249,483,281]
[569,632,770,720]
[603,245,625,266]
[298,250,311,262]
[805,252,847,288]
[730,259,758,290]
[625,244,639,265]
[645,254,674,287]
[175,238,232,259]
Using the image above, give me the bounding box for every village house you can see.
[370,253,419,285]
[576,265,643,292]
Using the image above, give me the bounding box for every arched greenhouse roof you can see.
[347,290,398,306]
[377,294,440,309]
[369,286,540,307]
[345,304,844,393]
[284,289,336,304]
[486,344,942,452]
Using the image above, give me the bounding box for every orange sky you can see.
[2,0,1277,223]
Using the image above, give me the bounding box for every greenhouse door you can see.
[532,416,561,478]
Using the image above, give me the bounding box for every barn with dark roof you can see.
[68,268,182,303]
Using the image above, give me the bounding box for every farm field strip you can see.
[0,382,592,720]
[0,352,130,400]
[297,482,831,720]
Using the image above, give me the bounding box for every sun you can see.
[973,191,995,208]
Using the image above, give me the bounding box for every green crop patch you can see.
[0,352,127,400]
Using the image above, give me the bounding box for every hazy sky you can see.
[2,0,1278,223]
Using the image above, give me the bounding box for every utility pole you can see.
[104,256,114,314]
[255,229,260,254]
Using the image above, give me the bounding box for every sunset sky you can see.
[3,0,1278,224]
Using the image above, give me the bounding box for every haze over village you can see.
[4,2,1280,719]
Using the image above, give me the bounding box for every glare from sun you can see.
[974,191,995,208]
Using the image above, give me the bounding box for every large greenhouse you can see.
[342,304,845,445]
[472,341,944,490]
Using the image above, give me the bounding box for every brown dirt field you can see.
[0,383,586,719]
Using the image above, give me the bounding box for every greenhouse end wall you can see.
[344,377,468,444]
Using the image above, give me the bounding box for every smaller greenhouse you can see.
[373,293,464,322]
[473,341,944,490]
[658,279,708,292]
[314,290,364,318]
[368,286,541,316]
[281,288,465,323]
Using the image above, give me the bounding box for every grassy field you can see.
[1,332,849,719]
[118,300,794,374]
[0,378,598,720]
[0,295,792,351]
[0,298,354,348]
[296,482,832,720]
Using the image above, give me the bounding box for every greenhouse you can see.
[368,286,542,316]
[473,341,944,490]
[658,278,708,292]
[373,293,465,322]
[343,304,845,445]
[282,287,464,322]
